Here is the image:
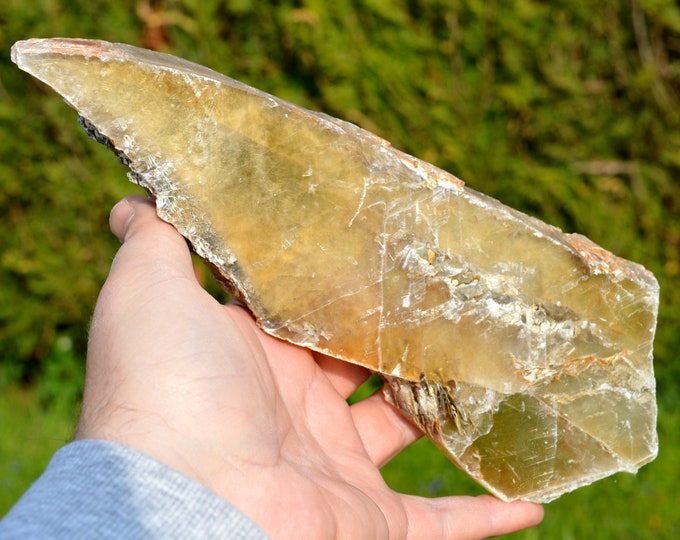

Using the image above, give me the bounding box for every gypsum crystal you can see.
[11,38,660,502]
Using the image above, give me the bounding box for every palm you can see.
[78,197,543,539]
[218,310,413,538]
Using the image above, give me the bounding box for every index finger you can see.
[314,352,373,399]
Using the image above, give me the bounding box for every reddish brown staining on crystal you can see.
[566,232,649,279]
[427,248,436,265]
[395,149,466,191]
[14,38,120,60]
[519,351,627,387]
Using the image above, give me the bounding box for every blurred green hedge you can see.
[1,0,678,399]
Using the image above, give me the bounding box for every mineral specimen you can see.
[11,38,659,503]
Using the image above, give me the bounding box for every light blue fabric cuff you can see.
[0,439,268,539]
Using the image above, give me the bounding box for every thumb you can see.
[85,195,206,377]
[107,195,196,285]
[79,196,212,443]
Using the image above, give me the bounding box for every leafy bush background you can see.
[1,1,679,537]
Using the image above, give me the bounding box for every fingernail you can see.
[110,198,136,242]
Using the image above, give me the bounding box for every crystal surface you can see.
[11,38,660,502]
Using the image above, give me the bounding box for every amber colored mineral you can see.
[12,38,660,502]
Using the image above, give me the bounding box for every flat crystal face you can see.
[11,38,660,502]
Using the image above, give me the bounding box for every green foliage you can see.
[1,0,679,536]
[0,0,147,377]
[1,0,678,386]
[35,334,84,407]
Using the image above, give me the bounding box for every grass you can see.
[2,377,678,538]
[0,385,78,516]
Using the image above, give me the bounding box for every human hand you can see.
[76,196,543,539]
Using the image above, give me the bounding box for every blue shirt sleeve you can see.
[0,439,269,539]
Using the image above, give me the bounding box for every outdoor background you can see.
[0,1,678,537]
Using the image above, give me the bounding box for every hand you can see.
[76,196,543,539]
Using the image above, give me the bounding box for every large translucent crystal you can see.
[12,38,659,502]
